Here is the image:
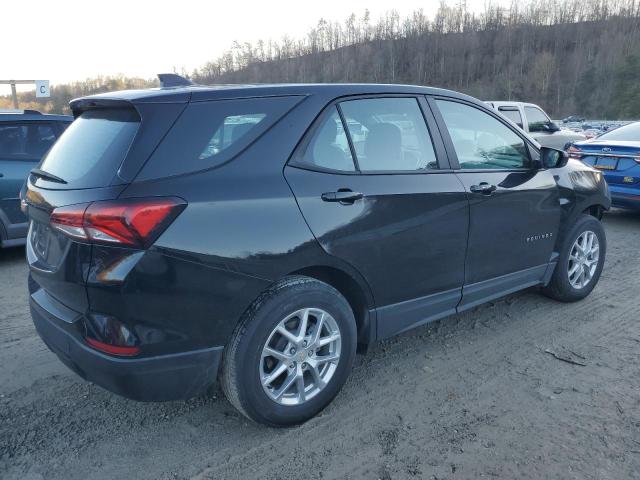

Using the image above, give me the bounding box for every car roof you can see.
[70,83,479,111]
[487,101,541,108]
[0,110,73,122]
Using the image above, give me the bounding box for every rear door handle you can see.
[470,182,497,195]
[321,190,363,204]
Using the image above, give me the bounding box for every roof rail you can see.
[23,109,42,115]
[157,73,194,88]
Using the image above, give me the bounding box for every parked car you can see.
[487,101,585,150]
[25,77,610,426]
[569,121,640,210]
[0,110,73,247]
[562,115,586,123]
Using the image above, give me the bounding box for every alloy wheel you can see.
[260,308,341,406]
[568,230,600,289]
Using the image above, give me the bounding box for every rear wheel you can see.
[221,276,357,426]
[542,214,606,302]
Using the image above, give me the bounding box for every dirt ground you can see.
[1,209,639,480]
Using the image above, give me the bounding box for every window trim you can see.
[427,96,537,172]
[288,93,452,175]
[0,121,60,162]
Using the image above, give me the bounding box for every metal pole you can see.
[10,82,18,109]
[1,80,39,110]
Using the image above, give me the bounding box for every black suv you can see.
[26,77,610,426]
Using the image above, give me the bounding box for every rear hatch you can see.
[574,140,640,185]
[26,99,186,312]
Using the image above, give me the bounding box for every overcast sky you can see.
[1,0,506,94]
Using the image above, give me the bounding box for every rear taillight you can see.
[85,337,140,356]
[568,145,582,159]
[50,197,186,248]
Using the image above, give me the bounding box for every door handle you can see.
[470,182,497,195]
[321,190,363,204]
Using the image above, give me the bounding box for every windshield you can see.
[38,108,140,188]
[597,122,640,142]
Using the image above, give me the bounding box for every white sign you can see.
[35,80,50,98]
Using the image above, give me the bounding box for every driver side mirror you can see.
[540,146,569,169]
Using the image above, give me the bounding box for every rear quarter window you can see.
[137,96,302,180]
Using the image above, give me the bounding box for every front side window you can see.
[295,108,355,171]
[0,123,57,160]
[436,100,530,170]
[339,97,438,172]
[524,106,551,132]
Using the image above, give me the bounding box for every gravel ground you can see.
[1,210,639,480]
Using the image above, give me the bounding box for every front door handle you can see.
[321,190,363,204]
[470,182,497,195]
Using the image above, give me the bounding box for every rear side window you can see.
[39,109,139,188]
[339,97,438,172]
[0,123,58,160]
[294,108,356,171]
[498,107,523,128]
[138,96,301,180]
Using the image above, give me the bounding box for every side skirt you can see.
[374,263,551,341]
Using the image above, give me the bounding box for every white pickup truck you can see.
[486,101,585,150]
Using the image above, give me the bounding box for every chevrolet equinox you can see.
[26,75,610,426]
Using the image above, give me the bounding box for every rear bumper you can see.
[30,291,223,402]
[609,186,640,210]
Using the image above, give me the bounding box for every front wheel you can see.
[542,214,606,302]
[221,276,357,426]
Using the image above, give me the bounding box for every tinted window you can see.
[597,122,640,141]
[339,98,438,172]
[436,100,529,169]
[139,96,301,180]
[39,109,139,187]
[0,123,57,160]
[498,107,523,127]
[296,108,355,171]
[524,106,550,131]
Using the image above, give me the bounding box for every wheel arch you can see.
[288,264,376,350]
[583,203,605,220]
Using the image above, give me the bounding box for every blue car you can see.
[0,110,73,247]
[569,122,640,210]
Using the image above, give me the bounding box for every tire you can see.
[542,214,606,302]
[221,275,357,426]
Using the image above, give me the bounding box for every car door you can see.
[429,97,561,310]
[284,96,469,339]
[0,122,59,240]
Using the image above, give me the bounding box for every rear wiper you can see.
[30,168,67,184]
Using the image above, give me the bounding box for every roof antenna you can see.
[157,73,194,88]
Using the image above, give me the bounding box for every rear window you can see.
[0,123,58,160]
[137,96,301,180]
[38,108,139,188]
[597,122,640,141]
